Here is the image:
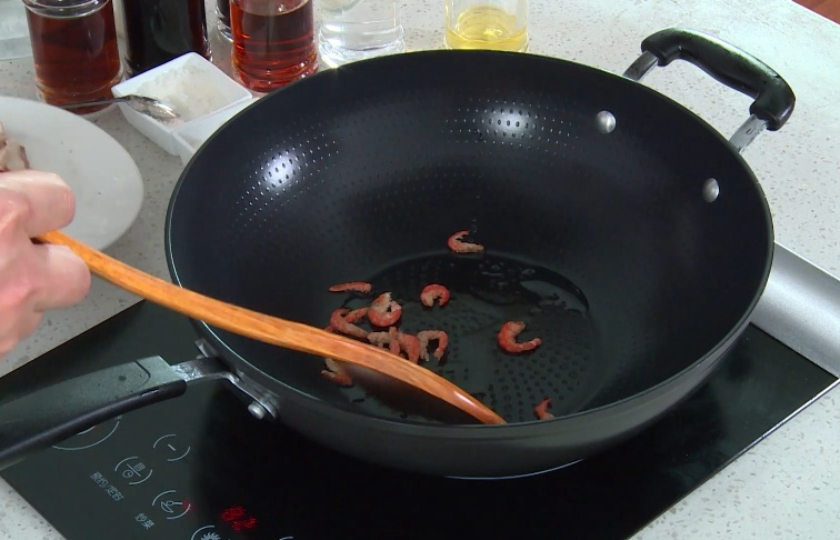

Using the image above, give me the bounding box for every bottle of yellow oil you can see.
[445,1,528,52]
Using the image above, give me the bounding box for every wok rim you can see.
[165,48,776,433]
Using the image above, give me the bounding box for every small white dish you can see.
[172,98,258,164]
[0,96,145,251]
[112,52,252,155]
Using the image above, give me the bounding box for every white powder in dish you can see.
[134,64,231,124]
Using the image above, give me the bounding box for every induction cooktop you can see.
[0,296,835,540]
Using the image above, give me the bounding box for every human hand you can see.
[0,170,91,359]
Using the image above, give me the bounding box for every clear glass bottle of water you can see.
[318,0,405,67]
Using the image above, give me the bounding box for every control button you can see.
[152,433,191,462]
[191,525,228,540]
[53,416,122,451]
[114,456,153,485]
[152,489,191,520]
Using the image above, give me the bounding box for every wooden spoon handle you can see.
[37,230,505,425]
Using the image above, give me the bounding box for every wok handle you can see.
[0,356,186,472]
[631,27,795,132]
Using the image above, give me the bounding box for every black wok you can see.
[0,28,794,477]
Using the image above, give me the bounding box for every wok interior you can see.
[168,51,771,424]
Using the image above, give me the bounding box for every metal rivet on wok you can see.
[596,110,616,133]
[703,178,720,202]
[247,401,268,420]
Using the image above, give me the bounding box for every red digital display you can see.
[220,505,258,531]
[220,506,245,521]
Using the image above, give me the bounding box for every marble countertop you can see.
[1,0,839,538]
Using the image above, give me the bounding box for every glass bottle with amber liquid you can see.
[230,0,318,92]
[22,0,123,113]
[120,0,210,76]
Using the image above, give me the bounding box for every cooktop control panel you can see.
[29,389,295,540]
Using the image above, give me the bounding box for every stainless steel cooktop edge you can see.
[752,243,840,377]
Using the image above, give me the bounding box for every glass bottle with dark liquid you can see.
[231,0,318,92]
[22,0,122,114]
[121,0,210,76]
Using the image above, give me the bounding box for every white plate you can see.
[0,96,144,250]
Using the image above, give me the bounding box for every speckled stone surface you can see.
[0,0,838,538]
[637,385,840,539]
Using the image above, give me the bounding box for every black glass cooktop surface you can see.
[0,301,835,539]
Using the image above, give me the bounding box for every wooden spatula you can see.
[37,230,506,425]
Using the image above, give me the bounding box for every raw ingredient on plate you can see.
[0,121,30,172]
[497,321,542,353]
